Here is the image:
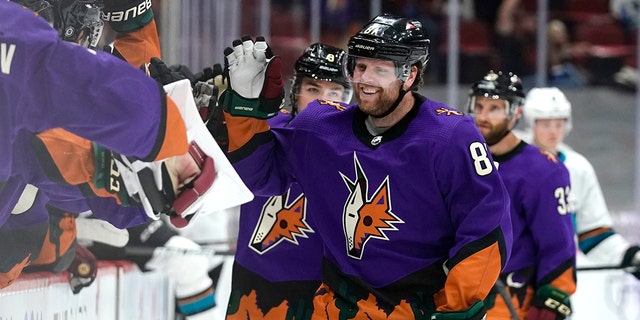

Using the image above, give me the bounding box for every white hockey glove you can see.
[219,35,285,119]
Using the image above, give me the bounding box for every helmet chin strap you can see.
[371,82,409,119]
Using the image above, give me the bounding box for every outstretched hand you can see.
[143,57,188,85]
[219,35,284,119]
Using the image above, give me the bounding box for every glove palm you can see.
[220,35,284,119]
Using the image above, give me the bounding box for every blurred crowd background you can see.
[99,0,640,223]
[105,0,640,91]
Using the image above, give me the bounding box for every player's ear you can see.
[403,65,418,91]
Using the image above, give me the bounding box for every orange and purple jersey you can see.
[225,93,513,318]
[228,112,320,319]
[487,142,576,319]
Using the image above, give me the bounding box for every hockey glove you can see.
[102,0,154,33]
[93,143,136,207]
[194,81,218,122]
[110,152,177,219]
[431,301,487,320]
[193,63,227,98]
[212,63,228,94]
[219,35,285,119]
[67,244,98,294]
[170,64,197,86]
[143,57,188,86]
[621,245,640,279]
[525,285,571,320]
[194,64,229,152]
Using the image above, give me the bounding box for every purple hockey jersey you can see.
[490,141,576,312]
[228,111,321,318]
[226,93,513,317]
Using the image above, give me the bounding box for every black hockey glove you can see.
[143,57,188,86]
[219,35,284,119]
[170,64,197,86]
[198,63,229,152]
[621,245,640,279]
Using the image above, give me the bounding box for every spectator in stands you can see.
[547,19,589,88]
[473,0,536,77]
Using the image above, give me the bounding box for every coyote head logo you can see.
[340,153,403,259]
[249,190,313,254]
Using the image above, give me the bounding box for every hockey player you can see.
[226,43,353,319]
[221,14,512,319]
[0,0,201,289]
[89,1,227,317]
[522,87,640,278]
[0,1,197,287]
[466,71,576,320]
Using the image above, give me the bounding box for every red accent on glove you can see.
[198,107,209,121]
[262,56,284,100]
[526,305,562,320]
[171,142,216,224]
[170,215,189,228]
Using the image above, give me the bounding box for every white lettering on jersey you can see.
[101,0,152,22]
[1,43,16,75]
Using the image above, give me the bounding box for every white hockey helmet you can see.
[523,87,572,134]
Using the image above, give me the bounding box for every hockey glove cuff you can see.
[431,301,487,320]
[526,285,571,320]
[93,143,136,207]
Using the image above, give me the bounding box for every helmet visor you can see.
[467,96,511,119]
[345,55,408,88]
[295,81,353,103]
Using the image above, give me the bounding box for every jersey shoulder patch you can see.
[317,99,348,111]
[539,149,560,164]
[434,106,464,116]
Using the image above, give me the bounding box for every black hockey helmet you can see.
[51,0,104,48]
[290,43,353,114]
[294,43,351,88]
[467,70,525,118]
[346,13,430,84]
[11,0,55,23]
